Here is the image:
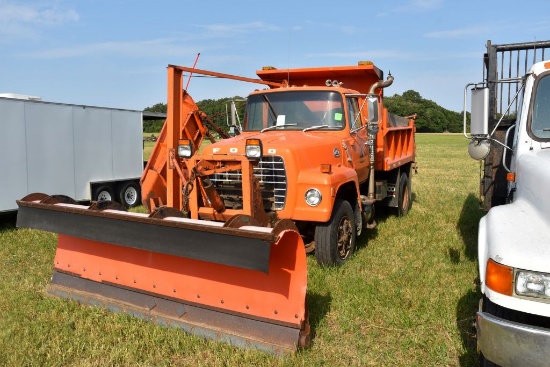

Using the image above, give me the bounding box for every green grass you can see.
[0,133,483,366]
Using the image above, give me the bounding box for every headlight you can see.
[178,139,193,158]
[516,270,550,298]
[305,188,322,206]
[245,139,262,159]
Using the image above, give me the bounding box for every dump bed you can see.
[376,109,416,172]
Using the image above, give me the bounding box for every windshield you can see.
[531,73,550,140]
[244,91,345,131]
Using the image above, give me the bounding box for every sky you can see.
[1,0,550,113]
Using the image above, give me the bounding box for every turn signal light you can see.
[486,258,513,296]
[507,172,516,182]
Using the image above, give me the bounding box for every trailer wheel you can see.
[117,181,141,208]
[314,199,356,266]
[93,185,114,202]
[397,172,411,216]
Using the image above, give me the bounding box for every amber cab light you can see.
[486,258,513,296]
[320,164,332,174]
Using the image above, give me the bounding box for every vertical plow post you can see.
[167,66,183,210]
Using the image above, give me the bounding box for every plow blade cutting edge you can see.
[16,194,310,354]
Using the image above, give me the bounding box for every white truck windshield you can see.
[532,74,550,140]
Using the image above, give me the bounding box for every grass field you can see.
[0,134,484,366]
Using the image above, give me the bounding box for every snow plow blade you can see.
[16,193,310,355]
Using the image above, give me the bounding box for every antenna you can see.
[185,53,201,90]
[287,29,291,85]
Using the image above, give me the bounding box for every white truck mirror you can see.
[471,88,489,136]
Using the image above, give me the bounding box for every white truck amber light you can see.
[516,270,550,298]
[305,189,322,206]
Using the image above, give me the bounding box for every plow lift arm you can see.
[15,65,310,354]
[141,65,282,213]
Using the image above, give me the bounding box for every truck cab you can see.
[465,41,550,366]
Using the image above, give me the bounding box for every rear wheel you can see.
[93,185,114,202]
[117,181,141,208]
[315,199,356,266]
[397,172,411,216]
[480,354,498,367]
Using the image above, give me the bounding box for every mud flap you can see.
[17,194,310,354]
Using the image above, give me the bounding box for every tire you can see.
[92,184,114,202]
[117,181,141,208]
[314,199,356,266]
[480,353,499,367]
[397,172,411,216]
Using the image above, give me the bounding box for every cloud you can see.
[409,0,443,10]
[0,1,78,41]
[17,38,198,60]
[305,49,478,62]
[196,21,282,38]
[305,49,417,60]
[394,0,442,12]
[424,26,490,39]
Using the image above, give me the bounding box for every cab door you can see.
[343,96,370,183]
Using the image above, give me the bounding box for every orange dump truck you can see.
[16,62,416,354]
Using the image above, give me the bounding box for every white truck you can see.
[0,94,144,212]
[465,40,550,366]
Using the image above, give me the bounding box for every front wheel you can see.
[314,199,356,266]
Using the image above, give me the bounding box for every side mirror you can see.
[366,95,379,123]
[467,87,491,160]
[471,88,489,136]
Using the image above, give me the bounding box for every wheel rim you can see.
[97,191,112,201]
[337,215,353,260]
[124,187,138,205]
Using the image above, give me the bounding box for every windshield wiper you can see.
[261,123,297,133]
[302,125,329,132]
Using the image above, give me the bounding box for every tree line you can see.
[144,90,466,133]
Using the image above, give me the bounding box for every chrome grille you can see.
[210,156,287,211]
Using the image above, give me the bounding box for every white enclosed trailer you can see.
[0,95,143,212]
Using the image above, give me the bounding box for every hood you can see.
[202,130,345,168]
[482,148,550,273]
[516,148,550,220]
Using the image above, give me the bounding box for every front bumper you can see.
[477,311,550,366]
